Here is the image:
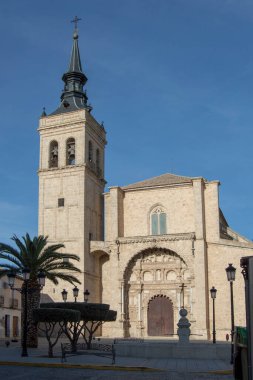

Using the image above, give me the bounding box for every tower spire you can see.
[68,30,83,73]
[50,18,89,115]
[69,16,82,72]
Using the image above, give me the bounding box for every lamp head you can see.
[84,289,90,303]
[73,286,79,298]
[37,270,46,287]
[22,268,31,281]
[7,271,16,288]
[226,263,236,282]
[61,289,68,302]
[210,286,217,299]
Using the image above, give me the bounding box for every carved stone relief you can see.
[123,248,194,337]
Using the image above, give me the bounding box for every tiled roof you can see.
[123,173,193,190]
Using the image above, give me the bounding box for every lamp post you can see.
[210,286,217,344]
[84,289,90,303]
[225,263,236,364]
[7,269,46,357]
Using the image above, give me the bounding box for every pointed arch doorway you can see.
[147,296,174,336]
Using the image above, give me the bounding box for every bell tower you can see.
[38,25,106,301]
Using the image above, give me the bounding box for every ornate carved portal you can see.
[123,248,193,337]
[147,295,174,336]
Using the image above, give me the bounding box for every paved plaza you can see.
[0,339,233,380]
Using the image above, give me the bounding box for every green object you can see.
[236,326,247,347]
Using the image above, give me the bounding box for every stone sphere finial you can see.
[179,308,188,317]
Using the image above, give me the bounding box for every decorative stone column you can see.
[177,308,191,343]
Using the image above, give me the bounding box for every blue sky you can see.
[0,0,252,243]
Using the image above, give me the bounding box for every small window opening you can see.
[49,141,58,168]
[88,141,93,162]
[58,198,64,207]
[67,138,75,165]
[96,149,100,174]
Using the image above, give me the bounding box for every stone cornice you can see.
[123,183,193,192]
[116,233,195,245]
[38,163,106,185]
[39,110,86,129]
[38,124,84,136]
[207,240,253,249]
[38,164,86,174]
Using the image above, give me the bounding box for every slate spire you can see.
[50,26,90,115]
[68,30,83,73]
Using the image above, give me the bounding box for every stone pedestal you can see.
[177,308,191,343]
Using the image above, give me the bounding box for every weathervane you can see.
[71,16,82,31]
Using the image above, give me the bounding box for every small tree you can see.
[33,308,80,357]
[41,302,117,351]
[83,308,117,348]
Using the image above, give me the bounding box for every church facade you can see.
[39,30,253,340]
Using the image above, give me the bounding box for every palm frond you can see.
[0,253,22,268]
[0,263,21,271]
[11,235,28,258]
[34,235,48,256]
[37,251,80,267]
[41,243,66,255]
[42,262,82,273]
[0,243,24,264]
[42,272,59,285]
[44,271,81,285]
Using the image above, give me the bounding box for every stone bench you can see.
[61,342,116,364]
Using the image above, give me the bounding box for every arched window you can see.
[49,140,58,168]
[88,141,93,162]
[66,138,75,165]
[143,271,153,281]
[150,206,167,235]
[96,149,100,172]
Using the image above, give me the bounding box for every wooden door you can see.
[5,315,10,337]
[13,316,19,337]
[147,296,174,336]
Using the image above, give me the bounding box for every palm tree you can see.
[0,233,82,348]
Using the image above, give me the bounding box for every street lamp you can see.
[7,271,16,288]
[7,268,46,357]
[225,263,236,364]
[210,286,217,344]
[84,289,90,303]
[37,270,46,287]
[61,289,68,302]
[62,287,90,303]
[73,286,79,302]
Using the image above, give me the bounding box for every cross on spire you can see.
[71,16,82,31]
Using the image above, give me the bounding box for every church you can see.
[38,28,253,340]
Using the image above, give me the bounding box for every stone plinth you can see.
[177,308,191,343]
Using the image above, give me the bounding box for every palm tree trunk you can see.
[22,280,41,348]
